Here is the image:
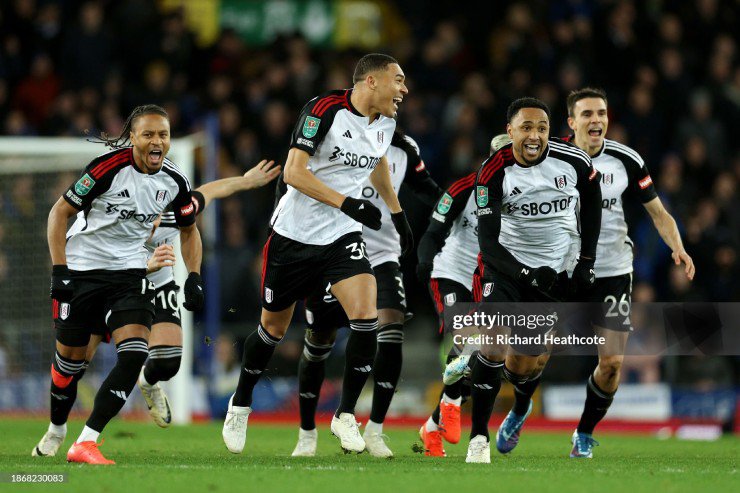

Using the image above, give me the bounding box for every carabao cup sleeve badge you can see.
[476,186,488,207]
[302,116,321,138]
[74,173,96,196]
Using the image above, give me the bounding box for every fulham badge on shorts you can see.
[445,293,456,306]
[265,287,273,303]
[483,282,493,297]
[60,303,70,321]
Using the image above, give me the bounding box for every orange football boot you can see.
[66,441,115,465]
[438,399,461,444]
[419,425,446,457]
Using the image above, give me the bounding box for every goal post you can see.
[0,135,199,424]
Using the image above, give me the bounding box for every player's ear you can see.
[567,117,576,131]
[506,123,513,139]
[366,73,376,90]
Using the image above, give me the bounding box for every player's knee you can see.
[598,356,623,380]
[261,322,288,339]
[343,301,377,321]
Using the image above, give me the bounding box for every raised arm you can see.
[196,160,281,208]
[417,174,475,283]
[643,197,695,280]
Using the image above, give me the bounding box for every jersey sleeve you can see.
[169,172,195,227]
[417,173,475,266]
[289,91,345,156]
[624,152,658,203]
[560,143,602,260]
[397,134,443,207]
[191,190,206,216]
[62,150,128,210]
[475,152,524,276]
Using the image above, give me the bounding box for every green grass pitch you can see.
[0,419,736,493]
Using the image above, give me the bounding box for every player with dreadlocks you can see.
[33,104,204,465]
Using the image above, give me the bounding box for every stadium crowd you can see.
[0,1,738,394]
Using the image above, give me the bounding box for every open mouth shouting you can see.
[588,127,603,138]
[523,142,541,159]
[148,149,164,166]
[392,96,403,111]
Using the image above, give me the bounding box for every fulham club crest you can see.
[377,131,384,144]
[265,287,273,303]
[601,173,613,187]
[554,175,567,190]
[155,190,167,203]
[483,283,493,297]
[60,303,70,321]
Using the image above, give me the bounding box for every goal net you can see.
[0,136,198,424]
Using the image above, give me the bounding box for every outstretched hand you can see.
[243,160,282,189]
[672,250,695,281]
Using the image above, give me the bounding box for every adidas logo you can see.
[509,187,522,196]
[473,383,494,390]
[342,130,352,139]
[353,365,372,373]
[244,368,262,375]
[110,389,127,400]
[62,280,71,285]
[299,392,317,399]
[50,392,68,400]
[116,189,130,198]
[359,204,364,210]
[377,382,394,389]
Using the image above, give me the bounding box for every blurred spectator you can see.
[61,2,111,90]
[13,53,59,126]
[676,90,727,167]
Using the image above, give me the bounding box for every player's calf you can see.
[297,335,333,431]
[83,337,149,440]
[49,352,87,421]
[469,353,503,441]
[370,322,404,427]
